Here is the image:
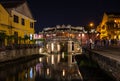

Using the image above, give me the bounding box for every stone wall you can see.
[84,49,120,81]
[0,48,39,62]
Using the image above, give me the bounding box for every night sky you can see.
[27,0,120,33]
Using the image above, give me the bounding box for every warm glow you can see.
[39,58,42,62]
[96,33,99,37]
[47,68,50,75]
[82,33,84,37]
[62,52,65,58]
[62,69,65,76]
[114,20,117,22]
[51,43,54,52]
[39,48,42,53]
[89,22,94,27]
[51,54,54,64]
[57,44,60,52]
[57,54,60,63]
[46,44,48,49]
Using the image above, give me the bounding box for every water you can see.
[0,54,82,81]
[0,54,116,81]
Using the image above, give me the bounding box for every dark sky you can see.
[27,0,120,33]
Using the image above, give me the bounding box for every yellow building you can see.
[97,12,120,40]
[0,3,10,47]
[0,0,35,46]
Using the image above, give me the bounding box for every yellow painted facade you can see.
[0,4,10,46]
[0,1,35,46]
[10,10,35,44]
[0,4,10,34]
[97,12,120,40]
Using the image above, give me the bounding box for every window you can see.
[21,18,25,25]
[30,22,34,28]
[13,15,19,23]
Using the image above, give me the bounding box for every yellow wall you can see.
[97,12,120,40]
[0,3,35,45]
[11,10,35,38]
[0,4,10,34]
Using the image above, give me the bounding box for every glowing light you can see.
[57,54,60,63]
[62,52,65,58]
[51,54,54,64]
[51,43,54,52]
[39,48,42,53]
[39,58,42,62]
[46,44,48,49]
[57,44,60,52]
[96,33,99,37]
[47,68,50,75]
[82,33,84,37]
[89,22,94,27]
[62,69,65,76]
[30,68,33,79]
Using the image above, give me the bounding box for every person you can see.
[89,39,93,49]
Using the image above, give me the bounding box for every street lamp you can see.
[89,22,95,49]
[89,22,94,28]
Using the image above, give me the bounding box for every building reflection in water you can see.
[0,53,83,81]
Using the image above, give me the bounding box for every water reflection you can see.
[36,54,83,81]
[0,53,82,81]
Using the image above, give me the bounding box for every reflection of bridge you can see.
[38,54,83,81]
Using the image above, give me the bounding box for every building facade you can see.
[0,0,35,47]
[97,12,120,40]
[0,4,10,47]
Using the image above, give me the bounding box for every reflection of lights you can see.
[82,33,84,37]
[57,54,60,63]
[51,43,54,52]
[30,68,33,79]
[62,69,65,76]
[36,63,43,73]
[46,57,49,63]
[47,68,50,75]
[51,55,54,64]
[46,44,48,49]
[25,72,27,78]
[39,48,42,53]
[62,52,64,58]
[96,33,99,37]
[57,44,60,52]
[77,48,80,51]
[39,58,42,62]
[36,63,43,75]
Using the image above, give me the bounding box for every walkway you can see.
[92,46,120,62]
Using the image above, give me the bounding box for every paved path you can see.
[91,46,120,62]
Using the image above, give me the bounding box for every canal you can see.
[0,53,116,81]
